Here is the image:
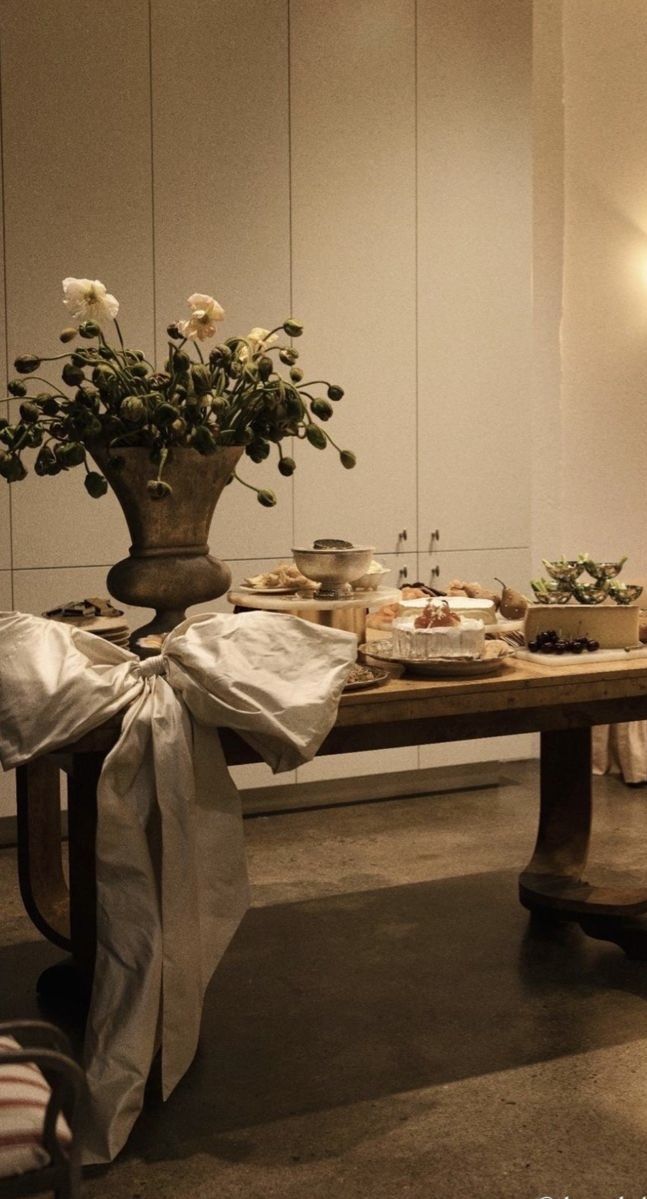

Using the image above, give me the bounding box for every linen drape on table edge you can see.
[0,609,357,1162]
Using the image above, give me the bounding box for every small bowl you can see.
[581,556,627,581]
[607,581,643,605]
[352,563,391,591]
[542,559,585,583]
[292,545,374,599]
[571,582,609,605]
[531,579,573,605]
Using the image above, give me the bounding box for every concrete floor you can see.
[3,760,647,1198]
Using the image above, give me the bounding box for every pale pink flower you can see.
[178,293,225,341]
[62,277,119,324]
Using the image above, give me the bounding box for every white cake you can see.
[392,614,485,660]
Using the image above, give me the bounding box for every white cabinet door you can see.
[290,0,418,556]
[417,0,532,552]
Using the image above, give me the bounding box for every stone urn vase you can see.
[90,443,244,652]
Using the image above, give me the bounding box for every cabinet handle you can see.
[428,529,440,551]
[397,565,408,585]
[397,529,407,544]
[430,565,440,581]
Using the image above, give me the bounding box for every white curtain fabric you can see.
[592,722,647,784]
[0,610,357,1163]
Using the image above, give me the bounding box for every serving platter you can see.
[343,665,390,691]
[235,584,305,595]
[359,639,515,677]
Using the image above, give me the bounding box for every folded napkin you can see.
[0,609,357,1162]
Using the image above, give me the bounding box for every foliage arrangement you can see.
[0,278,356,504]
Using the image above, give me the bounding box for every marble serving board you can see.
[515,645,647,667]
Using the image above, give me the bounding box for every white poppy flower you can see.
[62,277,119,325]
[237,327,278,362]
[177,293,225,341]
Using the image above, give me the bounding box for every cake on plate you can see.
[392,599,485,660]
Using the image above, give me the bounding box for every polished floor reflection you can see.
[2,760,647,1199]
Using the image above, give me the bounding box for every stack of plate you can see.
[43,598,130,649]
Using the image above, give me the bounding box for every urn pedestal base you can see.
[90,443,244,657]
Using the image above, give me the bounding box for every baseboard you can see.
[0,759,533,848]
[240,759,524,816]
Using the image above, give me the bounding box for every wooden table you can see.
[15,654,647,998]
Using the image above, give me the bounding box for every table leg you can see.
[16,753,100,1012]
[519,727,647,958]
[16,759,71,952]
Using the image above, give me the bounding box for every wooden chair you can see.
[0,1021,84,1199]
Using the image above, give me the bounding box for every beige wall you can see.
[0,0,533,815]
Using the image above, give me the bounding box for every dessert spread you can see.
[392,599,485,660]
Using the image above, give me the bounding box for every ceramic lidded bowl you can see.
[292,545,374,599]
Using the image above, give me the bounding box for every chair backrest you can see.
[0,1021,84,1199]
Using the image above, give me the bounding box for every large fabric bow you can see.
[0,610,357,1162]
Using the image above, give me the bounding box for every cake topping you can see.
[414,600,461,629]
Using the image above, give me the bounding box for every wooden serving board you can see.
[515,645,647,667]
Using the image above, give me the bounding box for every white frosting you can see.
[392,615,485,660]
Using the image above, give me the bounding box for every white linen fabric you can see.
[0,609,357,1163]
[592,721,647,784]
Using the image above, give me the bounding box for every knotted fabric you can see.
[0,610,357,1162]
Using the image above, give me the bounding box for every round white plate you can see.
[236,584,306,595]
[359,639,515,677]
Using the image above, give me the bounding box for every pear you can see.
[495,578,529,620]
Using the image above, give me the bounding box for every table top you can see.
[52,652,647,760]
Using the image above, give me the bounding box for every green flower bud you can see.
[170,417,187,438]
[59,327,78,343]
[340,449,356,469]
[147,479,172,500]
[257,488,277,507]
[0,454,27,481]
[289,366,303,383]
[77,383,100,407]
[278,456,296,477]
[279,347,299,366]
[79,320,101,338]
[171,350,191,373]
[246,439,270,463]
[14,355,41,375]
[305,424,327,450]
[120,395,146,424]
[154,402,179,427]
[167,322,182,340]
[327,385,344,401]
[41,395,60,416]
[25,426,43,448]
[85,471,108,498]
[60,441,86,467]
[285,392,303,420]
[18,399,39,424]
[193,424,217,454]
[283,319,304,338]
[257,355,274,381]
[130,362,150,379]
[35,445,56,476]
[218,428,237,445]
[310,398,333,421]
[8,380,27,397]
[62,362,85,387]
[190,364,211,395]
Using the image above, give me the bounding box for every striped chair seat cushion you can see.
[0,1035,72,1178]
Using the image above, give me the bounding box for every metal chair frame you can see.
[0,1021,84,1199]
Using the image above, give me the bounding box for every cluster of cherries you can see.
[527,629,600,655]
